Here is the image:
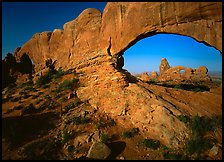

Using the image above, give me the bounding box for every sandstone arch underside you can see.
[13,2,222,148]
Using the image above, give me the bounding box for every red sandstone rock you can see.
[14,2,221,73]
[140,72,150,82]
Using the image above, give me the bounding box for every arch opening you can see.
[121,33,222,84]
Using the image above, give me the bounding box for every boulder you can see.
[87,142,111,159]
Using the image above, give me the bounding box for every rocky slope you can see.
[3,2,222,153]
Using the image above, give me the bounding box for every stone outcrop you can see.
[3,2,222,148]
[150,71,158,80]
[139,72,150,82]
[157,58,212,82]
[2,53,33,88]
[159,58,171,78]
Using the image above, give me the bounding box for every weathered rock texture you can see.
[157,58,212,82]
[14,2,222,72]
[140,72,150,82]
[6,2,222,148]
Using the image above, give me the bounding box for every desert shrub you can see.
[51,88,62,93]
[184,115,218,157]
[35,98,43,105]
[122,131,132,138]
[42,84,50,89]
[19,80,33,88]
[55,67,65,77]
[44,95,51,100]
[13,105,24,110]
[71,116,88,125]
[176,114,190,123]
[23,94,31,99]
[22,103,36,114]
[64,102,75,112]
[36,70,56,87]
[122,128,139,138]
[19,91,27,95]
[147,80,157,84]
[58,79,74,90]
[31,94,39,99]
[54,93,63,99]
[47,101,56,110]
[143,139,160,150]
[59,97,68,103]
[163,152,186,160]
[24,86,34,92]
[186,136,215,155]
[101,133,109,144]
[38,91,44,95]
[67,145,75,152]
[11,96,22,102]
[190,115,213,137]
[108,118,116,127]
[61,129,70,144]
[174,84,209,92]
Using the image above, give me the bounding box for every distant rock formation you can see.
[159,58,171,78]
[150,71,158,80]
[140,72,150,82]
[157,58,212,83]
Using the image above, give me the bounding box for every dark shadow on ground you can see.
[106,141,126,159]
[2,112,60,147]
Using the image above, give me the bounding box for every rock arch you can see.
[14,2,221,72]
[100,2,222,57]
[11,2,222,148]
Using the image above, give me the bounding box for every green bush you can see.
[47,101,56,110]
[71,116,88,125]
[11,96,22,102]
[22,103,36,114]
[13,105,24,110]
[36,70,56,87]
[101,133,109,143]
[143,139,160,150]
[58,79,74,90]
[190,115,213,137]
[61,129,70,144]
[35,98,43,105]
[122,128,139,138]
[184,115,218,157]
[176,114,190,123]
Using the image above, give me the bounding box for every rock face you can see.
[157,58,212,82]
[4,2,222,149]
[14,2,222,72]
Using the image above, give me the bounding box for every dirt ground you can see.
[2,73,222,160]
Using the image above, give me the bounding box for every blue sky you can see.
[2,2,222,73]
[123,34,222,73]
